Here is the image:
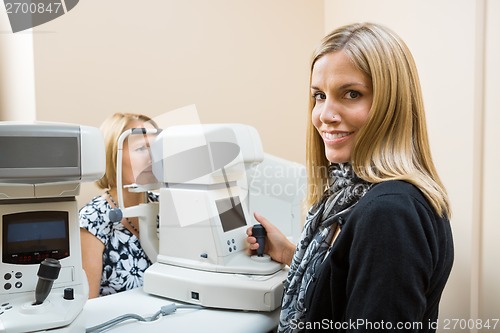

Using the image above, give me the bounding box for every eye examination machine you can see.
[0,122,105,333]
[113,123,306,313]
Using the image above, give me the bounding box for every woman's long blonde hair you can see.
[96,112,158,189]
[306,22,450,218]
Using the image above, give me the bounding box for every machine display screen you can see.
[0,137,79,168]
[216,197,247,233]
[2,211,70,265]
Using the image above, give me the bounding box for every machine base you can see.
[0,287,86,333]
[143,262,288,312]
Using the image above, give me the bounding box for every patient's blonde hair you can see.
[306,22,450,218]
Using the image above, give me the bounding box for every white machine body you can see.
[138,124,305,312]
[0,122,105,333]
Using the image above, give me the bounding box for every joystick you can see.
[252,224,266,257]
[33,258,61,305]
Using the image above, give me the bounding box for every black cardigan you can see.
[302,180,454,332]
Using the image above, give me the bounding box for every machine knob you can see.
[109,208,123,222]
[64,287,74,300]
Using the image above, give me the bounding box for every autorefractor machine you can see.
[0,122,104,333]
[112,123,306,312]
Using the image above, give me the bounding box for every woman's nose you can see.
[319,100,340,124]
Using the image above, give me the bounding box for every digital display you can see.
[7,220,67,242]
[216,197,247,233]
[0,137,79,168]
[2,211,70,264]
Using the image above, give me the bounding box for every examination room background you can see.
[1,0,499,331]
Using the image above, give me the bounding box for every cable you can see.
[85,303,202,333]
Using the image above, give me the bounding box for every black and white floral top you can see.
[79,192,159,297]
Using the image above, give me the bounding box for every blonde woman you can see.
[79,113,159,298]
[247,23,453,332]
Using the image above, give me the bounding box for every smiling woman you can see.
[310,51,373,164]
[246,22,454,333]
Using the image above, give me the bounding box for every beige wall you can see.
[481,0,500,322]
[31,0,324,163]
[1,0,499,330]
[26,0,324,205]
[324,0,499,330]
[26,0,323,201]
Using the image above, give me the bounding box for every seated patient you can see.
[79,112,159,298]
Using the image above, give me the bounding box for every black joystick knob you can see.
[34,258,61,305]
[252,224,266,257]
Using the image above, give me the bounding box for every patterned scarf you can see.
[278,163,372,332]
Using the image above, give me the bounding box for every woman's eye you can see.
[345,90,360,99]
[313,92,326,100]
